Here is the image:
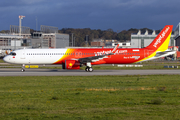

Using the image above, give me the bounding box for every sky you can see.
[1,0,180,32]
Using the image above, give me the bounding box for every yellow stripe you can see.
[54,48,75,63]
[157,33,172,52]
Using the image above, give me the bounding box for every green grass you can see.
[1,75,180,119]
[0,59,4,63]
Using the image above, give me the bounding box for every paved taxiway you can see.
[0,68,179,76]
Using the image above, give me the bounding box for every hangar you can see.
[131,29,175,48]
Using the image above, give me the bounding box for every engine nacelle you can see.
[62,60,80,69]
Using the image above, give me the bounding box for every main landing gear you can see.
[85,67,93,72]
[85,62,93,72]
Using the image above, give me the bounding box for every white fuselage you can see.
[3,49,68,64]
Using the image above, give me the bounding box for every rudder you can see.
[146,25,173,52]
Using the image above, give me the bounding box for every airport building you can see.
[131,30,175,48]
[0,34,23,49]
[0,25,69,57]
[0,25,69,49]
[10,25,69,48]
[31,32,69,48]
[0,34,23,57]
[91,39,105,47]
[174,23,180,51]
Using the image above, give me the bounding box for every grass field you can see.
[1,75,180,119]
[0,59,4,63]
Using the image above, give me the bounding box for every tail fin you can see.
[146,25,173,52]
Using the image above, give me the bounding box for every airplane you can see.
[3,25,175,72]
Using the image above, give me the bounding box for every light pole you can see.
[19,15,25,46]
[19,15,25,36]
[74,37,75,47]
[86,35,88,47]
[72,33,74,47]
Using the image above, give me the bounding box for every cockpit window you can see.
[9,52,16,56]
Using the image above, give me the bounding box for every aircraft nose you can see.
[3,56,8,63]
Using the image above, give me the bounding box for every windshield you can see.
[9,52,16,56]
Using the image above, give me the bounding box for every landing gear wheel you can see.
[85,67,93,72]
[21,64,25,72]
[88,67,93,72]
[85,67,89,72]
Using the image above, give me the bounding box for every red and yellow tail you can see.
[146,25,173,52]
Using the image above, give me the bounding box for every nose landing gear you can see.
[21,64,25,72]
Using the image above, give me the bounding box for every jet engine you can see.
[62,60,80,69]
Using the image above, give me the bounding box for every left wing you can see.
[78,44,119,64]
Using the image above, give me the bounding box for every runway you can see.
[0,68,180,76]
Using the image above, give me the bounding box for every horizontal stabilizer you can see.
[155,50,176,57]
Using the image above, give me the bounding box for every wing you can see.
[78,44,119,64]
[78,54,108,63]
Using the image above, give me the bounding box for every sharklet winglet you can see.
[112,44,119,53]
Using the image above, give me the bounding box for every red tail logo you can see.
[153,27,170,48]
[146,25,173,50]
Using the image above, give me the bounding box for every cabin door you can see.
[144,50,149,58]
[20,50,26,59]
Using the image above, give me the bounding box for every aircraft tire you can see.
[85,67,89,72]
[88,67,93,72]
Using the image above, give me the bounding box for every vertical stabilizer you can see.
[146,25,173,52]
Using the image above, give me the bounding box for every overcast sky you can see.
[1,0,180,32]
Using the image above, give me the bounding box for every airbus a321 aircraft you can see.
[3,25,175,72]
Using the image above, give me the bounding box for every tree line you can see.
[58,28,161,46]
